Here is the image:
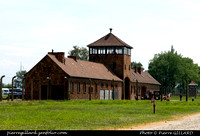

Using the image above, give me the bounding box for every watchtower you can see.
[87,29,133,99]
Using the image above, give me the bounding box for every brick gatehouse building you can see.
[25,30,160,100]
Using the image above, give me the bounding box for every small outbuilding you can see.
[188,81,198,97]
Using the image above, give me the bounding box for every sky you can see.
[1,0,200,84]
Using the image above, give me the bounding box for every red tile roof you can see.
[131,70,160,85]
[188,81,198,86]
[48,54,122,81]
[87,33,133,49]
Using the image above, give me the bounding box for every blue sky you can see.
[1,0,200,84]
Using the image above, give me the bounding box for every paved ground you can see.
[138,113,200,130]
[119,113,200,130]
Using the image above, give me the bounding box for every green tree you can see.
[14,70,27,88]
[148,46,200,95]
[131,61,144,70]
[68,45,89,61]
[2,83,12,88]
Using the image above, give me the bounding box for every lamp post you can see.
[11,76,16,101]
[0,75,5,101]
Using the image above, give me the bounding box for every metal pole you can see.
[0,75,5,101]
[153,101,155,114]
[11,76,16,101]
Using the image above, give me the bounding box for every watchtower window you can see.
[90,48,92,54]
[107,47,114,54]
[92,47,98,54]
[124,47,128,55]
[127,48,131,55]
[116,47,123,54]
[98,47,105,54]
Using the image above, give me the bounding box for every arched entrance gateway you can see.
[125,77,130,100]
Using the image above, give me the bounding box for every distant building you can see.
[25,29,160,100]
[188,81,198,97]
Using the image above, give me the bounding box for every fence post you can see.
[11,76,16,101]
[0,75,5,101]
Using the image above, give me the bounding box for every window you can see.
[95,83,98,92]
[71,82,74,93]
[98,47,105,54]
[106,84,108,88]
[92,47,98,54]
[77,82,80,93]
[83,83,86,93]
[115,84,118,88]
[116,47,123,54]
[124,47,128,55]
[127,48,131,56]
[107,47,114,54]
[89,48,93,54]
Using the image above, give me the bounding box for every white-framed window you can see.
[98,47,105,54]
[107,47,114,54]
[116,47,123,54]
[92,47,98,54]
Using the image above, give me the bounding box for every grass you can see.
[0,97,200,130]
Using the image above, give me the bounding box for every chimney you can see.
[134,66,137,73]
[109,28,112,33]
[48,51,65,63]
[68,56,77,61]
[138,67,142,74]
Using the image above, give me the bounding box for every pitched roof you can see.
[48,54,122,81]
[87,33,133,49]
[188,81,198,86]
[131,70,160,85]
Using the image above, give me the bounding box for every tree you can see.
[14,70,27,88]
[2,83,12,88]
[148,46,200,96]
[131,61,144,70]
[68,46,89,61]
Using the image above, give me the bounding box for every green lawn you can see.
[0,98,200,130]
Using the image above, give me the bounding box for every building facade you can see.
[25,30,160,100]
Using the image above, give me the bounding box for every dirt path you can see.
[117,112,200,130]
